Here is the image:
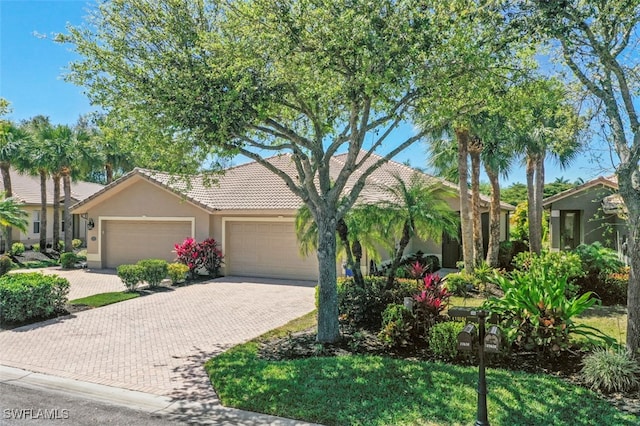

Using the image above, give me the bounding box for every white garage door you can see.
[104,220,192,268]
[226,221,318,280]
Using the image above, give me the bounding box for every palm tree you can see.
[361,172,459,288]
[20,116,54,253]
[0,193,28,245]
[0,121,27,251]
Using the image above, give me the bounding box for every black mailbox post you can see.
[451,308,502,426]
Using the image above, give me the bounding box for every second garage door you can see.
[104,220,192,268]
[225,221,318,280]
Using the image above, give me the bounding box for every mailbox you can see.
[484,325,503,353]
[457,323,477,351]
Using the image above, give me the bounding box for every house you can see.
[1,168,104,249]
[71,153,514,280]
[542,176,627,253]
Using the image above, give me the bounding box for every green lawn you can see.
[70,291,139,307]
[205,310,636,426]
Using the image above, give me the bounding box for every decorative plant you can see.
[174,237,224,278]
[72,238,83,249]
[60,252,78,269]
[0,255,14,276]
[117,264,144,292]
[581,347,640,393]
[413,273,451,336]
[31,243,40,252]
[428,321,465,361]
[167,262,189,285]
[199,238,224,276]
[483,266,613,352]
[378,303,414,348]
[10,242,25,256]
[406,261,427,283]
[137,259,168,288]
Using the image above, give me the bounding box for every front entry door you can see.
[560,210,581,250]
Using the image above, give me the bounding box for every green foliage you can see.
[337,277,420,331]
[0,272,70,323]
[428,321,465,361]
[378,304,414,348]
[574,243,623,277]
[513,250,584,296]
[72,238,83,249]
[602,269,629,306]
[498,240,528,270]
[444,272,475,297]
[136,258,168,288]
[116,264,144,292]
[581,348,640,394]
[0,254,14,276]
[10,242,25,256]
[501,183,528,206]
[0,194,28,232]
[31,243,40,252]
[167,262,189,285]
[510,202,530,242]
[60,252,78,269]
[57,240,64,252]
[484,266,609,353]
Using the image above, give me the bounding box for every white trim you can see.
[97,216,195,265]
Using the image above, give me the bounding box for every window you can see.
[61,212,65,233]
[560,210,581,250]
[33,211,40,234]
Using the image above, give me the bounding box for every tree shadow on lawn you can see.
[207,349,638,426]
[578,304,627,318]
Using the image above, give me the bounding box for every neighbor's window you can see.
[33,211,40,234]
[61,212,65,232]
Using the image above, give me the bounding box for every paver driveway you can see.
[0,272,315,403]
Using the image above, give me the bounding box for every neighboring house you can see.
[0,168,104,250]
[543,176,627,253]
[71,153,514,280]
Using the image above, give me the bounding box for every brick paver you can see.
[0,274,315,401]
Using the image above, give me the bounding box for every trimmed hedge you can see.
[60,252,78,269]
[0,272,70,323]
[117,264,144,292]
[0,255,13,276]
[137,259,168,288]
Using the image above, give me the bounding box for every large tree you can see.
[521,0,640,355]
[62,0,467,342]
[0,115,27,251]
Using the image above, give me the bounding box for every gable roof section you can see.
[542,176,618,207]
[72,152,516,212]
[1,168,103,205]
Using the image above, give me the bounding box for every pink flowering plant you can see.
[413,273,451,335]
[174,237,224,278]
[406,261,427,282]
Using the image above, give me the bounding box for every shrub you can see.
[174,237,224,277]
[337,276,420,331]
[581,348,640,393]
[168,262,189,285]
[137,259,168,288]
[57,240,64,251]
[484,266,609,353]
[0,272,70,323]
[60,252,78,269]
[31,243,40,252]
[378,304,414,348]
[573,243,626,305]
[413,273,451,336]
[117,264,144,292]
[0,255,14,276]
[602,268,629,305]
[498,240,529,270]
[513,250,584,296]
[72,239,83,249]
[443,272,475,296]
[574,242,624,277]
[10,242,25,256]
[428,321,465,361]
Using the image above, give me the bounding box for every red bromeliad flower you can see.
[414,273,450,316]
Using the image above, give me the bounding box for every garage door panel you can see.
[226,221,318,280]
[105,220,191,268]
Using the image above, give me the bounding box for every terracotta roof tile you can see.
[0,168,103,205]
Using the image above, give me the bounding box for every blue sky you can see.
[0,0,615,186]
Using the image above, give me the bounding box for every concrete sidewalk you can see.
[0,365,321,425]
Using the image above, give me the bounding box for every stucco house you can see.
[1,168,103,250]
[543,176,627,253]
[71,153,514,280]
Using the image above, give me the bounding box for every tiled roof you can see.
[0,168,103,205]
[542,175,618,207]
[72,152,516,212]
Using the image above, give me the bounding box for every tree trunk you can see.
[316,214,340,343]
[386,221,412,288]
[455,128,474,273]
[534,154,545,251]
[336,218,363,287]
[525,155,540,254]
[63,171,73,253]
[106,163,114,184]
[1,163,12,253]
[484,162,501,268]
[39,170,47,253]
[618,170,640,356]
[469,137,483,265]
[53,174,61,251]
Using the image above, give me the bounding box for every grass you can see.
[12,259,60,269]
[70,291,140,307]
[205,310,637,426]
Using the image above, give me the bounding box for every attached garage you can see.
[102,219,193,268]
[225,221,318,281]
